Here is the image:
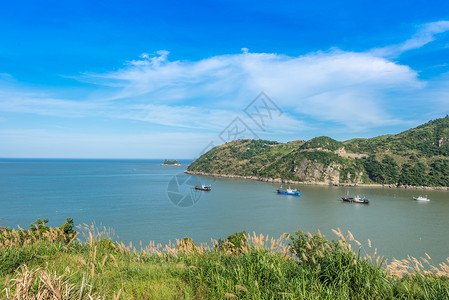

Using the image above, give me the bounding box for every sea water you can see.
[0,159,448,264]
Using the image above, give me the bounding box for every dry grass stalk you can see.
[77,223,116,246]
[0,226,77,250]
[4,265,106,300]
[235,285,248,293]
[109,254,119,268]
[243,232,290,256]
[101,255,108,267]
[347,230,354,242]
[90,263,95,279]
[305,242,312,250]
[112,289,122,300]
[225,292,238,298]
[78,258,86,266]
[67,233,78,246]
[386,254,449,278]
[278,292,294,296]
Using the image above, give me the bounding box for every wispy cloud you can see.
[78,48,422,130]
[370,20,449,58]
[0,73,13,79]
[0,90,100,117]
[3,51,423,132]
[119,104,247,130]
[115,102,304,134]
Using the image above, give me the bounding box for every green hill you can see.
[299,136,345,151]
[187,116,449,187]
[162,159,180,165]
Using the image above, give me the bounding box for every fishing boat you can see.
[276,187,301,196]
[341,196,369,204]
[413,195,430,201]
[194,185,211,191]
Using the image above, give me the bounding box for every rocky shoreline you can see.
[184,171,449,191]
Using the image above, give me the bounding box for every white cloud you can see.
[370,20,449,57]
[0,46,432,134]
[78,49,422,130]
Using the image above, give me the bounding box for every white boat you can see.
[413,195,430,201]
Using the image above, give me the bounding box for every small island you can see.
[161,159,181,166]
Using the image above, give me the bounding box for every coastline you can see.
[184,170,449,191]
[161,164,182,166]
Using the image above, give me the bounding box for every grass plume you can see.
[0,221,448,299]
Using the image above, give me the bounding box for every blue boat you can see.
[276,187,301,196]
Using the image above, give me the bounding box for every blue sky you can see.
[1,0,449,158]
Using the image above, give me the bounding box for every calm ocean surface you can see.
[0,159,448,264]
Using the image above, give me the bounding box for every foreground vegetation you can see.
[187,116,449,187]
[1,219,449,299]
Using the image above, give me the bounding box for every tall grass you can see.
[1,222,448,299]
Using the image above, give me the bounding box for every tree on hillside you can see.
[398,162,428,186]
[363,156,399,184]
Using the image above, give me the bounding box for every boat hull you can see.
[341,197,369,204]
[413,197,430,201]
[194,186,211,191]
[276,189,301,196]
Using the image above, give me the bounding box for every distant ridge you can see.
[187,116,449,188]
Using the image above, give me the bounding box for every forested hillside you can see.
[187,116,449,187]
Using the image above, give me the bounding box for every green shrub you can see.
[217,231,247,253]
[29,218,50,233]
